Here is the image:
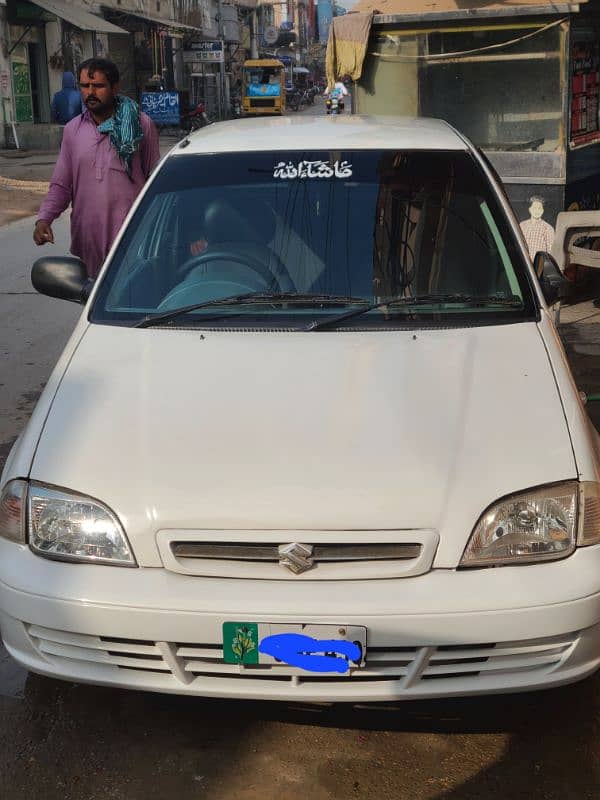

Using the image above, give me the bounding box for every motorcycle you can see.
[230,93,242,118]
[326,93,344,115]
[179,102,210,136]
[286,87,301,112]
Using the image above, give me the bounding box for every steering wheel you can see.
[157,249,283,312]
[175,248,280,287]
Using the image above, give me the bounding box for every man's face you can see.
[78,69,117,115]
[529,200,544,220]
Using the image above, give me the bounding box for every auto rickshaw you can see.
[242,59,286,116]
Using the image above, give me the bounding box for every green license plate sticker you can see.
[222,622,260,665]
[222,623,367,671]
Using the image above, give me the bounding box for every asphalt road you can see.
[0,214,599,800]
[0,215,80,454]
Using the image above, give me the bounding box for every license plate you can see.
[222,622,367,674]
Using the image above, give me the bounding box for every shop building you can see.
[1,0,128,148]
[0,0,234,148]
[101,1,203,99]
[331,0,600,226]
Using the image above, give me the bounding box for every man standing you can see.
[34,58,160,278]
[50,72,82,125]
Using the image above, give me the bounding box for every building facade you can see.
[0,0,319,148]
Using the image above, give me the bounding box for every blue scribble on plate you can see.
[258,633,362,674]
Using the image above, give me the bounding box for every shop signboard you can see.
[188,40,224,63]
[570,41,600,149]
[141,91,180,125]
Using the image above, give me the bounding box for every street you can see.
[0,215,79,454]
[1,189,600,798]
[0,0,598,787]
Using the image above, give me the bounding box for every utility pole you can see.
[216,0,226,118]
[250,6,259,59]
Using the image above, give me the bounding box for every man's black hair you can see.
[78,58,120,86]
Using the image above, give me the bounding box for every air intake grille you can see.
[28,625,578,689]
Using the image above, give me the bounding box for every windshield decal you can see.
[273,160,353,179]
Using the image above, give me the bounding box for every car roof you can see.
[171,116,470,156]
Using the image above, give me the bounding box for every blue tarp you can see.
[246,84,281,97]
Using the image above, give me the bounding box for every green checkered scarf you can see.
[98,95,144,178]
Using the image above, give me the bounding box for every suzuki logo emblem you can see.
[278,543,314,575]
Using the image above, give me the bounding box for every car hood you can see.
[31,322,576,566]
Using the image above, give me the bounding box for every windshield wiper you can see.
[305,293,524,331]
[135,292,369,328]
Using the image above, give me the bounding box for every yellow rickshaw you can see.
[242,59,286,116]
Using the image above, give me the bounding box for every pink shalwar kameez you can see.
[37,109,160,278]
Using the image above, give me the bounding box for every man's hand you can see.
[33,220,54,245]
[189,238,208,257]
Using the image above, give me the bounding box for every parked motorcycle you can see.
[179,102,210,136]
[286,87,301,112]
[308,85,320,102]
[230,93,242,118]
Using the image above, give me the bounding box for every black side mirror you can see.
[533,251,568,306]
[31,257,93,304]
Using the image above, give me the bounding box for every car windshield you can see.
[91,149,537,328]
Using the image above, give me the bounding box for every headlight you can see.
[461,482,578,567]
[0,479,27,543]
[28,483,135,566]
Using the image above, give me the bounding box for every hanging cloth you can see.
[326,13,373,89]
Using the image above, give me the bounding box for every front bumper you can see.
[1,541,600,702]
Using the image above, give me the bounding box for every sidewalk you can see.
[0,135,178,227]
[0,150,56,227]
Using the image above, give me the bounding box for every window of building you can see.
[364,23,566,153]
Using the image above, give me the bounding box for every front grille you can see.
[171,542,421,562]
[159,530,439,580]
[250,98,276,108]
[27,625,578,690]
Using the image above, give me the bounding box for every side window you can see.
[105,194,175,310]
[480,201,522,297]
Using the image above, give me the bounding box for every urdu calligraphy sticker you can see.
[273,160,353,179]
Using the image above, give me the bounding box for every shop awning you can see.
[353,0,585,20]
[120,10,203,34]
[32,0,128,34]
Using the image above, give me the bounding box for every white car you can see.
[1,116,600,702]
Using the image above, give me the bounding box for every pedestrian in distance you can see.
[34,57,160,278]
[50,71,82,125]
